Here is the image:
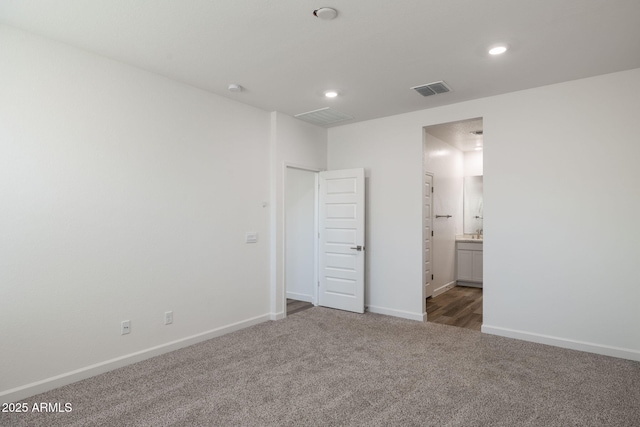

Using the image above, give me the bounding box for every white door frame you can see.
[423,171,434,315]
[282,163,321,318]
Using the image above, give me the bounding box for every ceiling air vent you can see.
[411,81,452,97]
[294,107,353,127]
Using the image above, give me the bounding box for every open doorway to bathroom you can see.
[423,118,483,331]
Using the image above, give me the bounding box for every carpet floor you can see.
[4,307,640,426]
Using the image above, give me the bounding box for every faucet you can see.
[476,228,483,239]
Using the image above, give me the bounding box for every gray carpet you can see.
[4,307,640,426]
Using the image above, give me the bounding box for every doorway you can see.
[284,166,318,314]
[423,118,483,330]
[283,166,366,316]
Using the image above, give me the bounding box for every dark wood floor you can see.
[287,299,314,315]
[426,286,483,331]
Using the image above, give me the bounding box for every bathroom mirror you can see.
[463,175,483,235]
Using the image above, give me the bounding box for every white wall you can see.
[0,26,272,402]
[269,112,327,318]
[285,168,316,303]
[327,115,425,320]
[424,132,464,296]
[328,68,640,361]
[483,69,640,359]
[464,150,484,176]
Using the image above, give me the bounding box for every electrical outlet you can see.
[121,320,131,335]
[164,311,173,325]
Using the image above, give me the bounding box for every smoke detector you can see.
[314,7,338,20]
[228,84,243,92]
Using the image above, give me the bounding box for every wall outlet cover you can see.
[121,320,131,335]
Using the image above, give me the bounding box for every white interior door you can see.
[318,168,365,313]
[424,172,434,298]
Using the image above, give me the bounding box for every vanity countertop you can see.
[456,235,483,243]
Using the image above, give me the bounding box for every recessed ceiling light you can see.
[489,45,507,55]
[324,90,338,98]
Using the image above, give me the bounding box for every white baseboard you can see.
[366,305,424,322]
[285,292,313,303]
[270,311,286,320]
[456,281,482,288]
[1,313,271,404]
[482,324,640,362]
[432,281,456,297]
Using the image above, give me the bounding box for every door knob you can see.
[350,245,363,251]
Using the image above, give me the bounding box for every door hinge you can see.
[431,230,434,237]
[432,274,434,280]
[431,186,434,193]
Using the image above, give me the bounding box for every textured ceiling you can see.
[1,0,640,127]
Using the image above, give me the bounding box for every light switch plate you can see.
[245,232,258,243]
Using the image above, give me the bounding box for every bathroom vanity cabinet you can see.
[456,241,483,287]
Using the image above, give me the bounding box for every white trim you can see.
[366,305,424,321]
[422,170,434,312]
[285,292,314,303]
[283,162,324,173]
[456,281,482,288]
[313,172,319,307]
[1,314,270,404]
[270,311,286,321]
[268,112,278,318]
[432,280,456,297]
[482,325,640,362]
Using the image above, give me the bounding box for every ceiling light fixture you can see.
[324,90,338,98]
[228,83,243,92]
[488,45,507,55]
[313,7,338,20]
